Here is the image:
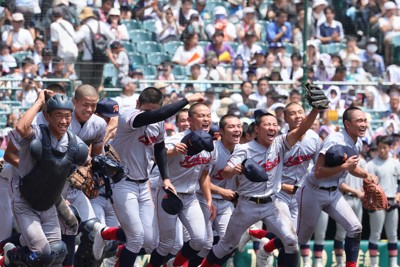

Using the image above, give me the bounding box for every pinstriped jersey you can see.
[227,135,290,198]
[111,109,165,180]
[306,130,362,187]
[281,130,321,186]
[209,140,238,199]
[162,129,215,194]
[366,156,400,198]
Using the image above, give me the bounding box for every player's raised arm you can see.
[287,84,329,147]
[131,92,204,128]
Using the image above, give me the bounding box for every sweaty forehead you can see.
[350,109,366,120]
[193,105,210,115]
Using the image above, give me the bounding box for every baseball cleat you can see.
[256,238,271,267]
[166,257,183,267]
[226,257,234,267]
[3,243,16,265]
[92,222,107,260]
[238,227,254,252]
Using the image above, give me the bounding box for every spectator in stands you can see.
[17,74,38,108]
[338,35,364,62]
[107,41,129,87]
[249,77,269,109]
[227,0,242,18]
[0,4,11,30]
[107,8,129,41]
[206,6,237,41]
[364,85,388,112]
[204,31,235,64]
[306,39,321,66]
[195,0,207,19]
[180,63,208,92]
[387,85,400,116]
[236,7,261,41]
[330,65,347,90]
[134,0,162,20]
[50,7,78,65]
[0,44,17,74]
[156,6,181,43]
[157,61,178,91]
[266,89,286,109]
[44,0,79,29]
[346,53,368,82]
[281,52,303,87]
[379,1,400,63]
[266,10,292,45]
[331,54,343,68]
[164,0,181,18]
[346,0,370,35]
[250,50,266,73]
[236,31,262,66]
[289,89,302,104]
[119,1,133,19]
[2,13,34,53]
[226,54,247,84]
[113,77,139,113]
[368,0,386,27]
[317,6,344,44]
[74,7,114,89]
[240,81,258,110]
[315,53,335,82]
[14,0,36,28]
[186,11,208,40]
[44,56,76,89]
[37,48,53,76]
[268,0,297,24]
[202,51,227,81]
[178,0,196,30]
[96,0,114,22]
[32,36,45,65]
[256,51,274,79]
[172,32,203,66]
[360,37,385,77]
[310,0,328,30]
[268,42,291,68]
[293,6,316,51]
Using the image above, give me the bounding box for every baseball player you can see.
[245,103,321,267]
[201,104,322,267]
[92,89,205,267]
[146,102,216,267]
[334,159,366,267]
[189,114,242,267]
[2,92,88,266]
[297,106,379,267]
[366,135,400,267]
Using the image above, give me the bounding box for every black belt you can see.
[344,192,356,197]
[319,186,337,192]
[248,196,273,204]
[126,178,148,184]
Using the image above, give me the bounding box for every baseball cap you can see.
[181,130,214,156]
[325,145,357,167]
[109,8,121,16]
[243,7,255,15]
[384,1,397,11]
[96,98,120,118]
[12,13,24,21]
[214,6,227,17]
[312,0,328,9]
[161,187,183,215]
[209,123,220,141]
[242,158,269,182]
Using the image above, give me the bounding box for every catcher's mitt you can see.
[68,164,104,199]
[104,144,121,162]
[363,179,389,211]
[304,83,330,110]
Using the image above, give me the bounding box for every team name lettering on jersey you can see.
[284,154,313,167]
[212,169,224,181]
[179,155,211,168]
[259,155,280,172]
[138,134,158,146]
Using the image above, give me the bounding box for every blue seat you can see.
[147,52,171,66]
[172,65,187,80]
[102,63,118,87]
[129,53,147,65]
[137,41,163,54]
[142,19,157,33]
[137,65,157,79]
[121,20,142,30]
[129,30,152,43]
[164,41,183,55]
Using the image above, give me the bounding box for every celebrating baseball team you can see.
[0,81,398,267]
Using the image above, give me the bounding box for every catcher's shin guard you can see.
[8,246,55,267]
[49,241,68,267]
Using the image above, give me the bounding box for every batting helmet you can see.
[325,145,357,167]
[242,158,269,183]
[181,130,214,156]
[161,188,183,215]
[46,94,74,112]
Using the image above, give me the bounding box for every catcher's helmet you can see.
[46,94,74,112]
[325,145,357,167]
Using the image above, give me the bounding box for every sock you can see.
[249,229,267,239]
[119,247,138,267]
[148,250,165,267]
[390,256,398,266]
[253,240,260,252]
[334,239,344,265]
[101,227,120,241]
[284,251,298,267]
[201,249,220,267]
[61,235,76,266]
[0,257,4,267]
[265,232,277,240]
[345,263,356,267]
[174,242,199,266]
[300,244,310,257]
[0,234,22,254]
[163,253,175,264]
[138,248,146,256]
[188,255,203,267]
[277,248,285,266]
[345,236,361,264]
[314,257,322,266]
[314,244,324,260]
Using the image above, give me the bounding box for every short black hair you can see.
[47,83,67,94]
[291,52,302,61]
[376,135,393,146]
[342,106,362,127]
[255,113,276,126]
[257,77,268,86]
[247,122,256,135]
[240,81,252,90]
[290,89,301,96]
[324,6,335,15]
[219,114,239,129]
[138,87,163,106]
[176,108,189,122]
[188,102,208,118]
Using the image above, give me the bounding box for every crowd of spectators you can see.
[0,0,400,155]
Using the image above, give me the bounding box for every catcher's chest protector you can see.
[19,125,78,211]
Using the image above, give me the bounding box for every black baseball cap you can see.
[242,158,269,182]
[181,130,214,156]
[96,98,119,118]
[325,145,357,167]
[161,187,183,215]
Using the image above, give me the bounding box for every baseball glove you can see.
[104,144,121,162]
[363,179,389,211]
[68,164,104,199]
[304,83,330,110]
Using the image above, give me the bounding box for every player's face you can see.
[45,109,72,138]
[284,104,305,130]
[188,105,211,132]
[345,110,367,138]
[176,112,190,132]
[73,96,98,123]
[377,142,390,160]
[220,117,242,145]
[256,115,279,147]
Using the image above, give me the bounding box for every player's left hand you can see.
[356,190,364,200]
[219,188,237,201]
[233,163,243,175]
[208,203,217,221]
[163,179,177,195]
[395,192,400,204]
[366,173,378,184]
